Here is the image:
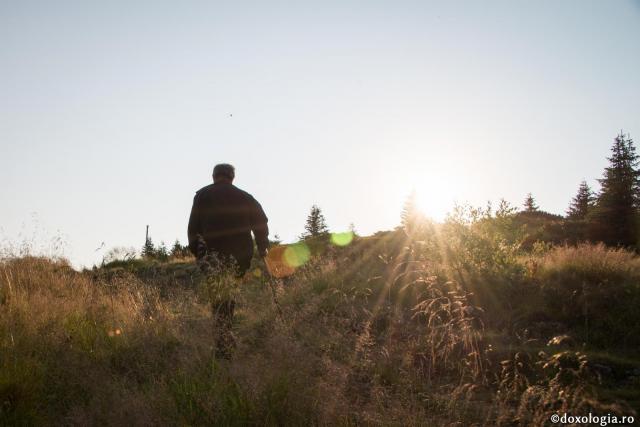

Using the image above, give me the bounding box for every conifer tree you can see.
[590,132,640,246]
[401,191,427,235]
[566,180,594,220]
[171,240,189,258]
[401,191,419,229]
[302,205,329,238]
[142,236,156,258]
[523,193,539,213]
[157,241,169,261]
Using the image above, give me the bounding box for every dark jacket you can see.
[187,183,269,263]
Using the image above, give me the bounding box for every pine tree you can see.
[590,132,640,247]
[302,205,328,238]
[142,237,156,258]
[566,180,594,219]
[523,193,539,213]
[171,239,189,258]
[157,241,169,261]
[400,191,427,234]
[401,191,419,229]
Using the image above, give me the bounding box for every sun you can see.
[386,151,473,223]
[413,183,457,222]
[400,168,465,222]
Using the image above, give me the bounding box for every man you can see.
[187,163,269,358]
[188,163,269,275]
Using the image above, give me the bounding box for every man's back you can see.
[188,182,269,269]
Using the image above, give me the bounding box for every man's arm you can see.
[187,194,201,257]
[249,197,269,257]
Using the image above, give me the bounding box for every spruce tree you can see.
[171,239,188,258]
[157,241,169,261]
[566,180,594,219]
[400,191,427,235]
[302,205,329,238]
[142,237,156,258]
[401,191,419,229]
[591,132,640,247]
[523,193,539,213]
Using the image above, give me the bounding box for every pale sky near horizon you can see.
[1,0,639,268]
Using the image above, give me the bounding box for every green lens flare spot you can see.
[331,231,354,247]
[283,243,311,268]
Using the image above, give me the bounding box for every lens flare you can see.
[283,243,311,268]
[331,231,354,246]
[265,245,295,278]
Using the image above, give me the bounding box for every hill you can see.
[1,223,639,425]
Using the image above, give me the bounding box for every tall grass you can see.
[1,226,639,425]
[533,243,640,349]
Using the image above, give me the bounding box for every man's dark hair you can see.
[213,163,235,180]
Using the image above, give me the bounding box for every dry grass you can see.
[535,242,640,282]
[1,236,639,425]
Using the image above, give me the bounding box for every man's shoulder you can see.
[195,184,215,196]
[230,185,255,200]
[194,184,255,201]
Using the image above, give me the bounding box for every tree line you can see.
[140,238,190,261]
[539,131,639,247]
[142,131,639,261]
[401,131,640,249]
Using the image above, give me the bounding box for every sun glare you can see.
[413,184,456,222]
[384,149,474,223]
[398,166,466,222]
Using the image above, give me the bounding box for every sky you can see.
[1,0,639,268]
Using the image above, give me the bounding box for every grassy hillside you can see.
[1,217,640,425]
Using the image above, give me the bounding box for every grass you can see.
[1,223,640,425]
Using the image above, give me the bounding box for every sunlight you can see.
[413,184,456,222]
[385,152,471,223]
[405,169,465,222]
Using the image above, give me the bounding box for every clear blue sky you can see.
[1,0,639,267]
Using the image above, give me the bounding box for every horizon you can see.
[2,0,639,268]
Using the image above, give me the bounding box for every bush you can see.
[533,244,640,349]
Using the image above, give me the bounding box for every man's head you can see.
[213,163,235,184]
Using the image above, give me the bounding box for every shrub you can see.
[534,244,640,348]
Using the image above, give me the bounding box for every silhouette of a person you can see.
[188,163,269,275]
[187,163,269,358]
